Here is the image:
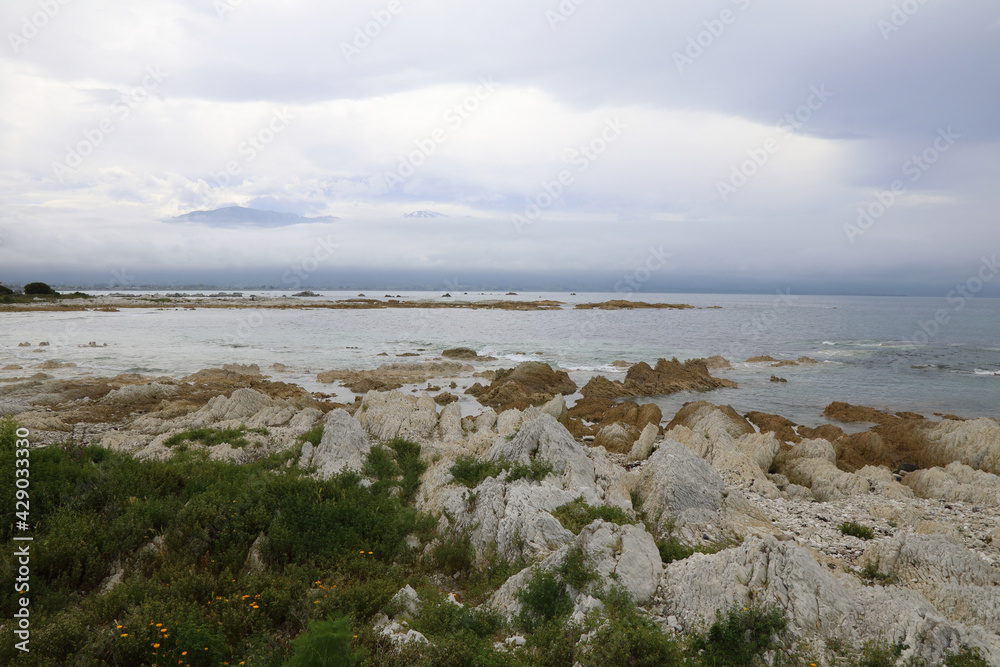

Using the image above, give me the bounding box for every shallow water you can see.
[1,291,998,425]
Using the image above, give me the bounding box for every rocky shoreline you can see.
[2,355,999,664]
[0,294,717,313]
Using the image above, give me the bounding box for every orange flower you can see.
[154,644,160,648]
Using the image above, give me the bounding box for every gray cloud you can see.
[1,0,998,293]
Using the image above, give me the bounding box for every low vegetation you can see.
[550,496,634,534]
[839,521,876,540]
[163,425,269,449]
[449,455,553,487]
[0,418,988,666]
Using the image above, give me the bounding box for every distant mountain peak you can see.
[171,206,337,228]
[403,210,447,218]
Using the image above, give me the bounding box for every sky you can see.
[1,0,999,294]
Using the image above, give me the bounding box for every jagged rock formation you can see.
[580,358,736,399]
[465,361,577,411]
[317,361,472,393]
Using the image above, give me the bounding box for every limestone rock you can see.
[635,439,724,532]
[539,393,568,422]
[487,415,599,505]
[666,402,780,497]
[660,535,1000,665]
[356,390,439,441]
[862,533,1000,634]
[577,520,663,604]
[299,409,370,479]
[627,423,658,462]
[903,461,1000,506]
[776,439,914,501]
[437,402,464,442]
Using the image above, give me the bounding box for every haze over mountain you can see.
[171,206,337,227]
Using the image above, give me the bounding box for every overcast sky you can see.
[1,0,998,293]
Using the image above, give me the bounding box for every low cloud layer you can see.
[1,0,998,293]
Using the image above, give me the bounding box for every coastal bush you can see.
[0,416,16,452]
[521,617,580,667]
[450,455,554,488]
[656,535,696,564]
[465,543,527,604]
[551,497,634,535]
[387,437,426,502]
[858,557,894,586]
[515,568,572,632]
[23,281,57,295]
[688,600,791,666]
[163,425,269,448]
[839,521,876,540]
[285,616,361,667]
[0,438,437,666]
[299,423,324,446]
[362,438,427,503]
[450,455,505,487]
[504,458,553,483]
[430,531,474,577]
[852,638,906,666]
[0,283,13,295]
[581,587,683,667]
[943,646,990,667]
[558,545,598,591]
[410,592,505,642]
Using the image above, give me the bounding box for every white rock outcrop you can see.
[299,409,370,478]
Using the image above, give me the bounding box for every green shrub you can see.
[852,638,907,667]
[656,536,695,564]
[299,424,324,446]
[558,545,597,591]
[0,284,13,295]
[839,521,876,540]
[410,592,504,641]
[431,532,474,577]
[577,586,682,666]
[504,458,553,483]
[285,615,361,666]
[387,437,426,502]
[859,557,894,585]
[362,439,426,503]
[689,601,791,666]
[943,645,990,667]
[551,497,634,535]
[521,616,580,667]
[450,455,553,488]
[0,416,17,453]
[163,425,268,449]
[465,544,527,605]
[24,281,57,295]
[449,456,505,487]
[515,568,572,632]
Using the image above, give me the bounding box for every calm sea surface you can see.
[2,292,998,426]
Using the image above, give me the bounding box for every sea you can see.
[2,291,998,428]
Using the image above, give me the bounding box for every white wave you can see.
[973,368,1000,376]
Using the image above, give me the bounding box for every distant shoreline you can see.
[0,295,710,313]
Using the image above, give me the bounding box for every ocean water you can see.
[1,292,998,426]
